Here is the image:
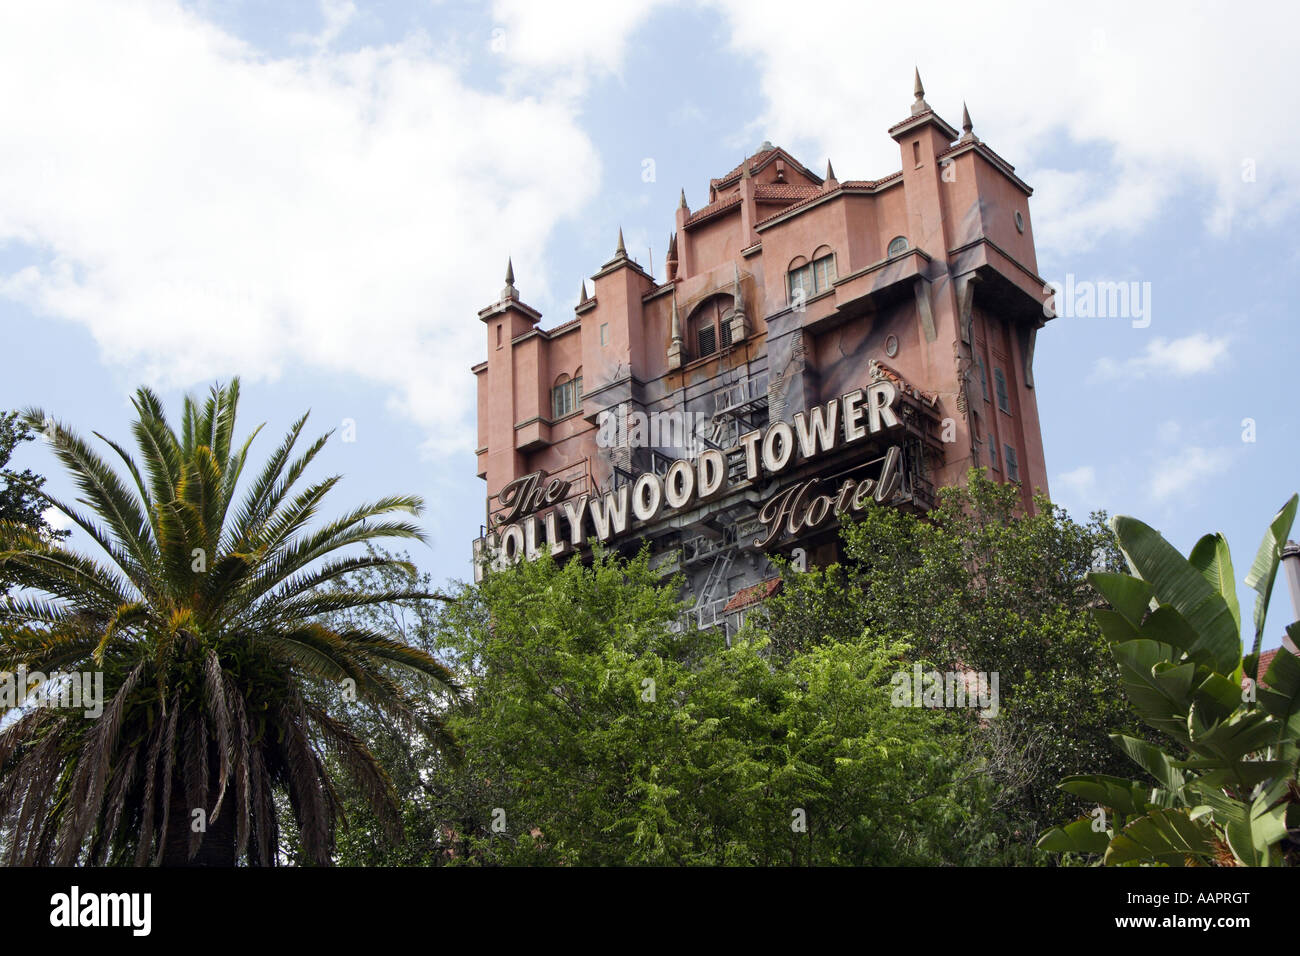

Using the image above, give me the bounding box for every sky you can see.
[1,0,1298,648]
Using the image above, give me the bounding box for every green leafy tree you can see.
[0,410,67,589]
[757,469,1150,859]
[391,546,995,866]
[1039,494,1300,866]
[314,547,463,867]
[0,380,455,865]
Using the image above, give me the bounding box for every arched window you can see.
[689,294,734,359]
[552,372,581,419]
[811,246,836,292]
[787,249,836,305]
[787,255,811,305]
[887,236,908,257]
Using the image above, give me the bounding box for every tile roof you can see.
[755,185,835,226]
[754,182,821,201]
[753,173,904,227]
[710,149,777,187]
[684,191,742,226]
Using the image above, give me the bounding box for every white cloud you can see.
[291,0,357,51]
[1149,446,1233,501]
[0,1,601,452]
[490,0,662,77]
[1091,333,1229,381]
[1052,464,1099,515]
[1056,465,1097,498]
[709,0,1300,256]
[41,507,76,533]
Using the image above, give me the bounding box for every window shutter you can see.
[994,368,1009,412]
[697,324,717,358]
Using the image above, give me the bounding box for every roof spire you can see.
[959,101,978,143]
[615,227,626,257]
[679,187,688,210]
[502,257,517,299]
[911,66,929,115]
[824,158,838,186]
[578,279,589,305]
[667,289,684,370]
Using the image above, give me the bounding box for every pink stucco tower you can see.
[472,74,1054,630]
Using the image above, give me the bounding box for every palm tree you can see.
[0,380,456,865]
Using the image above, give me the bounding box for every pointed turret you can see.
[679,188,688,211]
[578,279,589,304]
[911,66,929,115]
[480,255,540,326]
[667,290,684,370]
[728,262,747,345]
[502,257,517,299]
[890,66,958,145]
[959,101,979,144]
[665,232,678,281]
[824,158,838,187]
[615,227,626,257]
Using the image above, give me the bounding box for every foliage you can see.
[0,380,455,865]
[758,469,1149,859]
[0,410,67,589]
[337,545,999,866]
[1038,494,1300,866]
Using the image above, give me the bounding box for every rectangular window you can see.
[913,141,921,166]
[719,318,733,349]
[1005,444,1019,482]
[697,324,717,358]
[988,435,999,472]
[994,367,1010,413]
[600,323,608,346]
[496,323,502,349]
[787,264,814,304]
[976,355,989,401]
[551,384,569,419]
[813,255,836,293]
[551,379,580,419]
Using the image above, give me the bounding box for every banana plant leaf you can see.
[1104,808,1218,866]
[1037,817,1110,856]
[1188,532,1241,633]
[1243,495,1298,679]
[1111,516,1241,674]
